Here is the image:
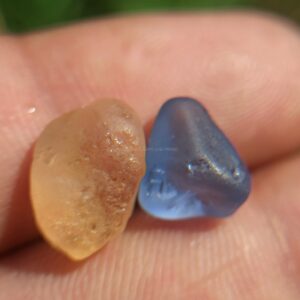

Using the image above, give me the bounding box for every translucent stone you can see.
[31,99,145,260]
[138,97,251,220]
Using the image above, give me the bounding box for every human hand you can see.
[0,12,299,300]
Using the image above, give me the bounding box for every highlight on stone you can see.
[30,99,146,260]
[138,97,251,220]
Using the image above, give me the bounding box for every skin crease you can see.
[0,11,299,300]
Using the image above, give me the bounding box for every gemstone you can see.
[31,99,146,260]
[138,97,251,220]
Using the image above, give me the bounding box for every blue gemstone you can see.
[138,97,251,220]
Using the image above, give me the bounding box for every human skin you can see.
[0,12,299,300]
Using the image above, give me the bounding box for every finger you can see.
[1,12,300,253]
[18,12,300,166]
[1,154,300,299]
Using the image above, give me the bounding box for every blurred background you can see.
[0,0,299,33]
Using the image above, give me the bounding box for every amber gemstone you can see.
[31,99,145,260]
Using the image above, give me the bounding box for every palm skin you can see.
[0,12,300,300]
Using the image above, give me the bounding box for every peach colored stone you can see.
[31,99,145,260]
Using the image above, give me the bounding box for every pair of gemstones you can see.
[31,97,250,260]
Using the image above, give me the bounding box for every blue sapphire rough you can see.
[138,97,251,220]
